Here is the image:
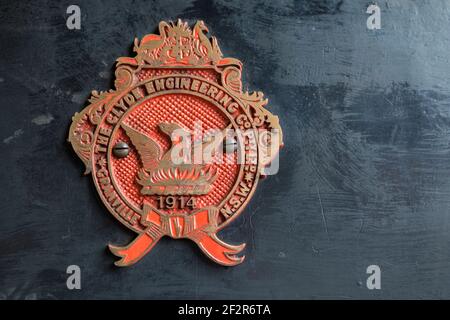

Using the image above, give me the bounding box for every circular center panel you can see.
[109,93,240,214]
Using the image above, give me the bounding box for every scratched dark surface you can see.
[2,0,450,299]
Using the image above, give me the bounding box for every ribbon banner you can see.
[109,204,246,266]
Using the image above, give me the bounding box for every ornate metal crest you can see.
[68,20,283,267]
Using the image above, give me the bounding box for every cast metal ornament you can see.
[68,20,283,267]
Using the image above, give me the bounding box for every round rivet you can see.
[113,141,129,158]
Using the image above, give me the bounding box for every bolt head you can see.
[113,141,129,158]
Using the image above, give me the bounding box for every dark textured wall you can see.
[1,0,450,299]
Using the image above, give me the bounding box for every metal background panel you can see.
[1,0,450,299]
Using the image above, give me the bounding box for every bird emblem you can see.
[121,122,226,196]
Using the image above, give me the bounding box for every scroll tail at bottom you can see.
[194,233,246,266]
[108,232,162,267]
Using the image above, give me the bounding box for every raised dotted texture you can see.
[110,93,239,213]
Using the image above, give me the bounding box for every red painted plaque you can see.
[68,20,283,267]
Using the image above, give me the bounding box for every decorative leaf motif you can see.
[116,20,237,68]
[67,90,116,174]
